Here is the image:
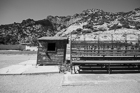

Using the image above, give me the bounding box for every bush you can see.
[82,30,92,34]
[109,24,122,30]
[71,30,78,34]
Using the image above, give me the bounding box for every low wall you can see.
[0,45,25,50]
[25,46,38,51]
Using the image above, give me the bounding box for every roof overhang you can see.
[38,36,68,41]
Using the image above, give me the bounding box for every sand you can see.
[0,74,140,93]
[0,53,140,93]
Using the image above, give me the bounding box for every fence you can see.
[70,33,140,61]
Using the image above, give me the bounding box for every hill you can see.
[0,7,140,45]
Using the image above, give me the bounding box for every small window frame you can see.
[47,43,56,52]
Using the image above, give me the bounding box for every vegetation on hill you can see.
[0,7,140,45]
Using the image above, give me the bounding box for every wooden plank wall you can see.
[37,40,67,65]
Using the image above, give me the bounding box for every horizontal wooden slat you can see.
[80,68,108,70]
[72,60,140,63]
[110,68,140,70]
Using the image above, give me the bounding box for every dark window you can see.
[47,43,56,52]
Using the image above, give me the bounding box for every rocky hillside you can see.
[56,7,140,36]
[0,19,55,45]
[0,7,140,45]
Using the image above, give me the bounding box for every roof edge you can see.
[38,36,68,40]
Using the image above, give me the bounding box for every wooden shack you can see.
[37,37,68,65]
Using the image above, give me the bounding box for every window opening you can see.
[47,43,56,52]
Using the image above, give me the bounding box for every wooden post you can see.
[110,34,113,56]
[98,34,100,55]
[36,46,40,65]
[125,33,127,55]
[109,63,111,74]
[63,41,67,64]
[84,34,85,41]
[138,34,140,51]
[70,33,74,74]
[111,34,113,51]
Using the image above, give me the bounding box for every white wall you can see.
[25,46,38,51]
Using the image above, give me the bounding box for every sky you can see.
[0,0,140,25]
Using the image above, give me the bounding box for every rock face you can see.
[0,7,140,45]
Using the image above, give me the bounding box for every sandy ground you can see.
[0,73,140,93]
[0,54,37,69]
[0,54,140,93]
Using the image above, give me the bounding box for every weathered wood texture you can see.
[37,39,68,65]
[71,40,140,63]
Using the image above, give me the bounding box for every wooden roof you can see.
[38,36,68,41]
